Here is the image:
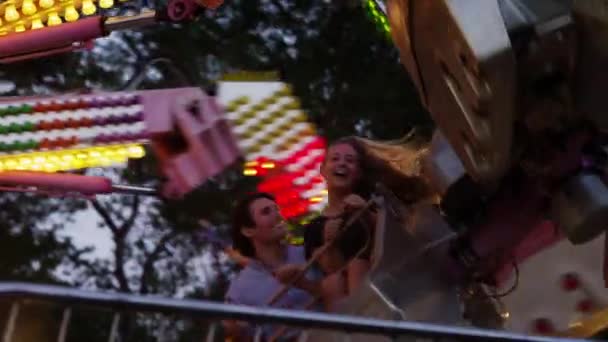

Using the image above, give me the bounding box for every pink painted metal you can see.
[167,0,200,21]
[467,133,594,287]
[0,16,103,63]
[141,88,242,198]
[0,171,112,194]
[468,181,561,287]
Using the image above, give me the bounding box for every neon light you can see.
[81,0,96,15]
[0,0,122,35]
[98,0,114,9]
[309,196,324,203]
[223,81,329,219]
[363,0,390,37]
[0,143,145,172]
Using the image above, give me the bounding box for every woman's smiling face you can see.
[321,142,362,192]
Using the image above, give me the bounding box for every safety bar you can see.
[0,282,594,342]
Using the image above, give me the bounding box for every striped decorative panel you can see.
[0,92,147,171]
[218,81,327,218]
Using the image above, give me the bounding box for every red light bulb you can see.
[532,318,554,334]
[200,0,223,9]
[577,299,594,313]
[561,273,580,292]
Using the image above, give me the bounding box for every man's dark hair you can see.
[231,192,276,258]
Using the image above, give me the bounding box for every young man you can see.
[224,193,321,341]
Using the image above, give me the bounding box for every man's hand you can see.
[323,217,343,242]
[224,247,250,267]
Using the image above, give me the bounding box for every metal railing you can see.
[0,282,595,342]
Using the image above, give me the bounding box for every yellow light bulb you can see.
[38,0,54,9]
[99,157,112,166]
[98,0,113,9]
[21,0,37,15]
[64,6,79,22]
[5,159,17,169]
[43,163,57,172]
[127,145,145,158]
[59,160,71,170]
[71,159,84,169]
[5,5,20,22]
[31,18,44,29]
[47,12,62,26]
[14,24,25,32]
[81,0,96,15]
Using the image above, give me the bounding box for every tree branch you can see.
[139,230,180,294]
[90,199,119,234]
[119,195,141,235]
[91,196,141,293]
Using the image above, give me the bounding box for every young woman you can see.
[299,136,434,309]
[224,193,322,341]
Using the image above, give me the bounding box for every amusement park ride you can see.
[2,0,608,340]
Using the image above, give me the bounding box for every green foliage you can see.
[0,193,87,283]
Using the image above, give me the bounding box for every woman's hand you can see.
[314,247,346,274]
[273,264,304,284]
[323,217,343,242]
[343,194,366,212]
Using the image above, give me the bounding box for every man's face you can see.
[243,197,287,244]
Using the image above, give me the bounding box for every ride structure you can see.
[1,0,608,341]
[381,0,608,338]
[0,81,327,216]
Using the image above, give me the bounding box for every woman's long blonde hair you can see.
[330,132,436,206]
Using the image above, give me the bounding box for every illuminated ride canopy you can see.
[220,82,327,219]
[0,0,224,63]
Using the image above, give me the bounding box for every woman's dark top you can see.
[303,213,372,264]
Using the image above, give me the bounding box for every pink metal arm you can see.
[0,17,104,63]
[0,171,112,195]
[0,10,157,64]
[141,88,242,198]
